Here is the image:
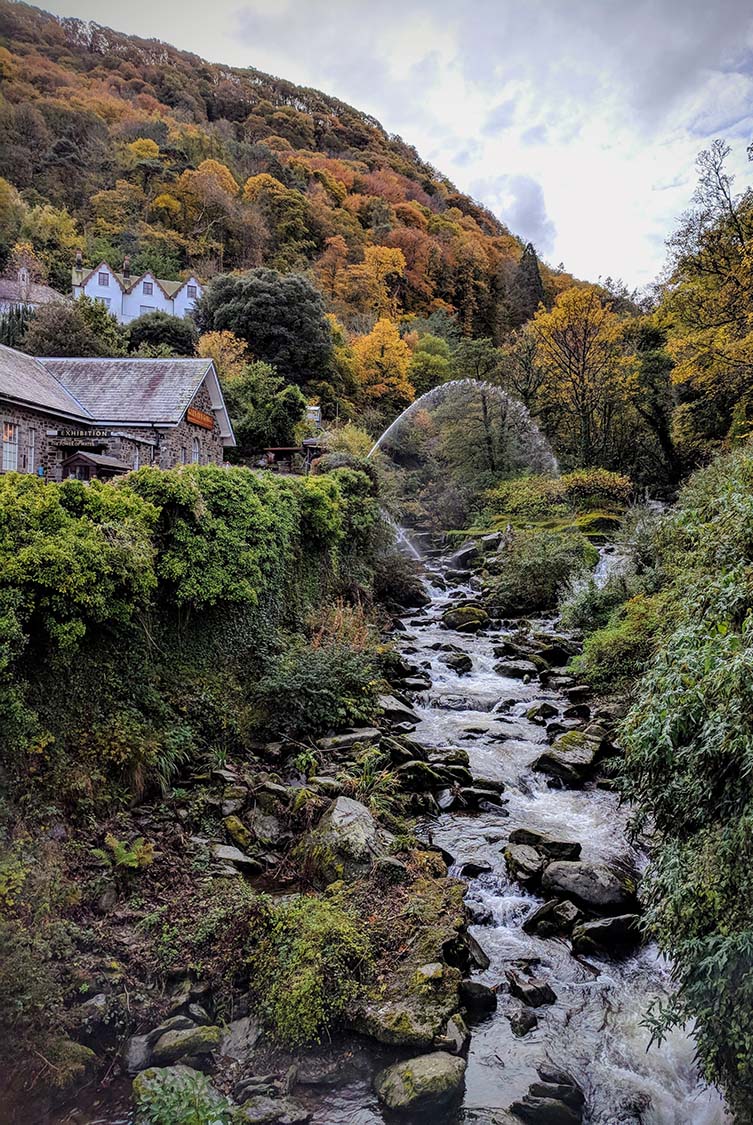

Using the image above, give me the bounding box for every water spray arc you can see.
[367,379,558,475]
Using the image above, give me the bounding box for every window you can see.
[139,305,155,315]
[191,438,200,464]
[27,428,36,473]
[98,271,109,286]
[181,446,188,464]
[187,284,197,299]
[133,445,140,470]
[142,281,153,295]
[96,297,111,308]
[2,421,18,471]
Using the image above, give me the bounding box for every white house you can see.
[71,257,203,325]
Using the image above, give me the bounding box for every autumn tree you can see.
[532,286,624,466]
[197,330,250,383]
[353,318,414,413]
[340,246,406,319]
[316,235,349,299]
[662,140,753,446]
[499,328,547,410]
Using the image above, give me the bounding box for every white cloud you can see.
[40,0,753,286]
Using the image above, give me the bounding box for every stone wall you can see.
[157,381,225,468]
[0,377,227,481]
[0,402,67,478]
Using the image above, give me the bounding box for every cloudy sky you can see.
[42,0,753,286]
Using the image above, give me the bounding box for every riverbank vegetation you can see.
[558,450,753,1114]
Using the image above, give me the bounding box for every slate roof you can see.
[62,451,132,471]
[39,357,215,425]
[0,345,91,420]
[71,265,196,298]
[0,277,64,307]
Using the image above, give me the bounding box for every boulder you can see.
[357,960,461,1049]
[449,541,480,568]
[442,605,489,633]
[379,694,420,726]
[494,660,539,680]
[541,861,638,913]
[508,829,581,862]
[211,844,264,874]
[536,644,573,667]
[508,1006,538,1037]
[318,728,381,752]
[151,1025,222,1066]
[531,733,600,787]
[481,532,503,552]
[505,845,545,887]
[239,1096,311,1124]
[459,980,497,1020]
[526,703,559,724]
[522,899,580,938]
[509,1095,581,1124]
[505,969,556,1008]
[218,1014,262,1060]
[439,1012,470,1054]
[466,898,494,926]
[440,651,474,674]
[571,914,641,955]
[309,796,391,881]
[224,815,253,849]
[374,1051,466,1112]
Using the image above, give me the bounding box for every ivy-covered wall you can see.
[0,463,383,810]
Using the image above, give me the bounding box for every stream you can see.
[297,552,728,1125]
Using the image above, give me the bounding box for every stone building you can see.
[0,266,63,313]
[0,345,234,481]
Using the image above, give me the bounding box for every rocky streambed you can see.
[288,546,729,1125]
[47,548,729,1125]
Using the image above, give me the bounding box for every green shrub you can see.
[481,468,632,524]
[246,893,374,1046]
[484,529,598,614]
[134,1068,233,1125]
[559,574,631,633]
[570,593,665,692]
[250,638,381,737]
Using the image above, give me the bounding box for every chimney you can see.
[123,255,131,283]
[75,248,83,270]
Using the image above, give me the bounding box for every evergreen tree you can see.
[509,243,546,328]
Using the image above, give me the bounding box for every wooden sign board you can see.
[187,406,214,430]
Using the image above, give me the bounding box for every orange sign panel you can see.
[187,406,214,430]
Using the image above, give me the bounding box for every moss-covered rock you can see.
[150,1024,222,1065]
[441,605,489,633]
[374,1051,466,1111]
[224,815,253,849]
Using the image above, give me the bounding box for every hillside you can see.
[0,0,575,336]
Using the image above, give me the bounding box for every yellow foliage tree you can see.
[531,285,625,466]
[197,330,250,384]
[353,319,414,411]
[340,245,406,318]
